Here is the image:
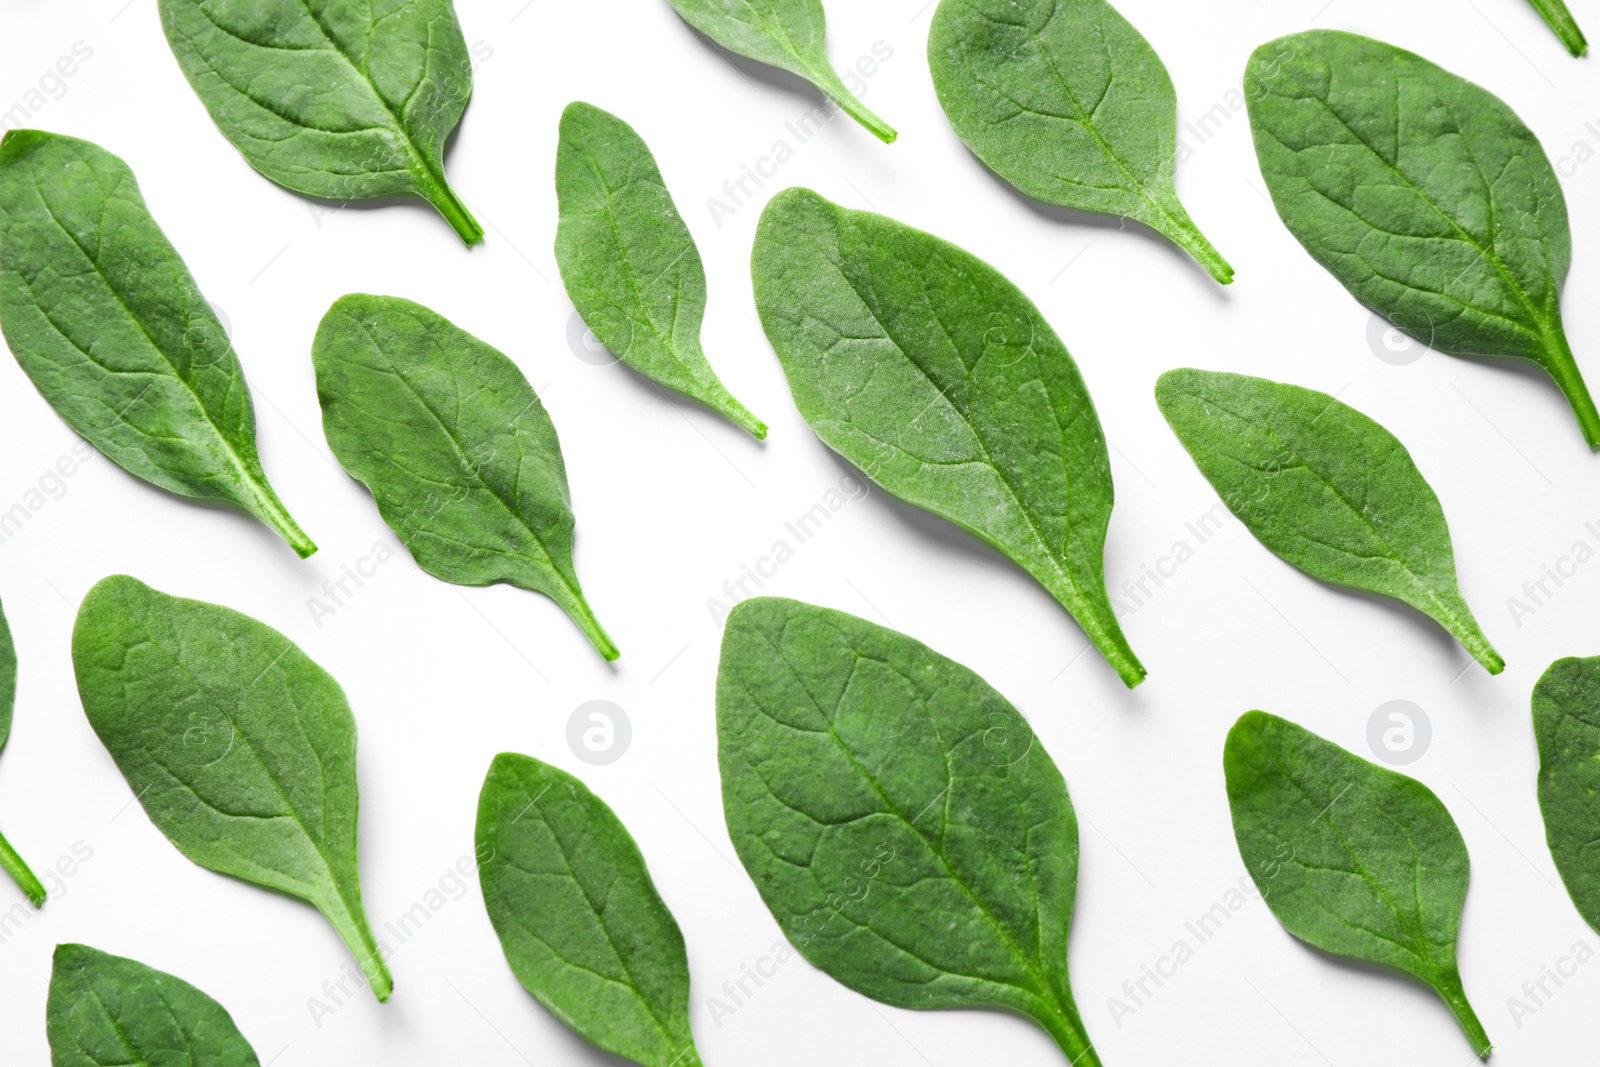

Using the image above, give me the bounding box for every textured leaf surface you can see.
[717,597,1103,1065]
[0,131,315,557]
[312,293,616,660]
[158,0,482,243]
[0,595,43,907]
[665,0,896,142]
[1225,711,1490,1055]
[555,102,764,438]
[47,943,259,1067]
[1245,30,1599,446]
[477,753,701,1067]
[1156,368,1501,674]
[1533,656,1600,936]
[928,0,1231,283]
[71,575,391,1001]
[752,188,1143,686]
[1526,0,1586,55]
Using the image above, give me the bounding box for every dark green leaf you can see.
[1156,368,1501,674]
[718,597,1103,1065]
[476,753,701,1067]
[928,0,1232,283]
[1224,710,1490,1056]
[71,575,391,1001]
[752,188,1144,687]
[312,293,616,661]
[0,131,316,557]
[0,594,43,907]
[1526,0,1586,56]
[555,102,765,439]
[1244,30,1599,447]
[1532,655,1600,936]
[47,943,260,1067]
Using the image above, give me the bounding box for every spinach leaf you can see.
[718,597,1104,1065]
[1224,710,1490,1056]
[71,575,392,1002]
[158,0,481,244]
[48,943,260,1066]
[0,595,44,907]
[0,131,316,558]
[928,0,1232,284]
[555,102,765,439]
[1527,0,1586,55]
[312,294,617,661]
[476,753,702,1067]
[1245,30,1600,447]
[665,0,896,143]
[1532,655,1600,936]
[752,188,1144,687]
[1156,368,1502,674]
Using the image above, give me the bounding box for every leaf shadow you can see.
[1280,934,1479,1042]
[582,355,770,451]
[671,21,831,115]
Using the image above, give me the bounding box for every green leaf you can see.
[717,597,1104,1066]
[928,0,1232,284]
[1526,0,1587,56]
[1532,655,1600,936]
[555,102,765,439]
[665,0,896,143]
[0,131,316,558]
[752,187,1144,687]
[71,575,392,1002]
[47,943,260,1067]
[1224,710,1491,1057]
[312,293,617,661]
[157,0,482,244]
[1155,368,1502,675]
[1245,29,1600,447]
[476,753,702,1067]
[0,595,43,907]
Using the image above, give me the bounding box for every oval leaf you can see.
[71,575,391,1001]
[752,187,1144,687]
[718,597,1104,1065]
[312,293,616,661]
[476,753,702,1067]
[0,594,43,907]
[928,0,1232,283]
[1533,655,1600,935]
[1156,368,1501,674]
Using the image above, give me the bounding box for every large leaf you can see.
[158,0,481,244]
[1156,368,1501,674]
[1532,655,1600,935]
[1224,710,1490,1056]
[312,293,616,661]
[476,753,702,1067]
[718,597,1104,1065]
[0,131,315,557]
[1245,30,1599,447]
[0,595,42,906]
[555,102,765,438]
[928,0,1231,284]
[71,575,391,1001]
[752,187,1143,687]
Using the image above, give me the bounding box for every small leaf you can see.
[476,753,702,1067]
[47,943,260,1067]
[1224,710,1491,1057]
[1156,368,1501,674]
[555,102,765,438]
[718,597,1104,1066]
[71,576,391,1002]
[1533,656,1600,935]
[0,131,316,557]
[1525,0,1587,56]
[0,594,43,907]
[312,294,616,661]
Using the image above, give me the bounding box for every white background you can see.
[0,0,1597,1063]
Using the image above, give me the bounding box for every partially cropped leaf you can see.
[555,102,765,438]
[1245,30,1599,447]
[47,944,260,1067]
[0,595,43,907]
[1156,368,1501,674]
[0,131,316,557]
[71,576,391,1002]
[1526,0,1586,56]
[928,0,1232,284]
[477,753,702,1067]
[718,597,1104,1066]
[1533,655,1600,936]
[752,188,1143,687]
[158,0,482,244]
[665,0,896,143]
[1224,710,1490,1056]
[312,294,616,661]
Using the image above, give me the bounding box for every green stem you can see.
[1048,576,1146,688]
[1162,211,1235,285]
[416,168,484,247]
[1439,985,1492,1058]
[1528,0,1588,55]
[1540,318,1600,449]
[1033,1004,1103,1067]
[814,72,897,144]
[554,585,620,662]
[248,482,318,559]
[1457,628,1505,676]
[0,828,45,907]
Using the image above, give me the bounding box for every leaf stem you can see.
[1161,211,1235,285]
[1046,575,1146,688]
[1528,0,1588,55]
[1439,985,1492,1058]
[247,482,318,559]
[416,168,485,247]
[1033,1003,1103,1067]
[553,585,620,662]
[0,828,45,907]
[1540,318,1600,449]
[812,71,897,144]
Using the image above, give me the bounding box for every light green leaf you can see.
[0,594,43,907]
[1532,656,1600,935]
